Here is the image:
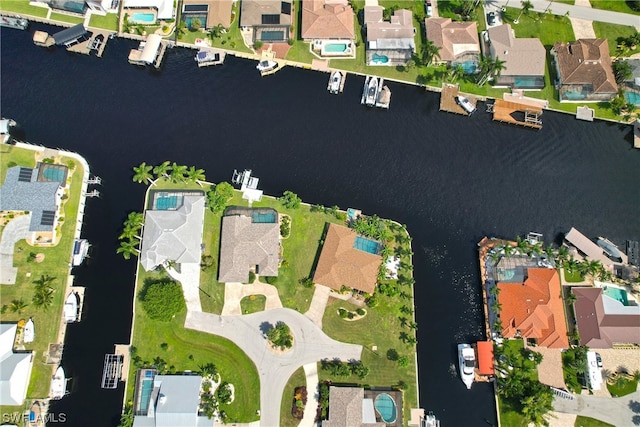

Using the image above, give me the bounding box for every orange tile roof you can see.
[301,0,355,40]
[498,268,569,348]
[476,341,495,375]
[312,223,382,294]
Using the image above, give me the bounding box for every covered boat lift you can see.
[52,24,88,47]
[128,34,166,68]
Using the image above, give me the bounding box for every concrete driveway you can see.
[185,308,362,426]
[553,389,640,426]
[0,215,31,284]
[221,281,283,316]
[167,263,202,312]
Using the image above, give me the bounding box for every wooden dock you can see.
[439,83,476,116]
[196,48,225,67]
[490,99,543,129]
[375,83,391,109]
[67,30,112,57]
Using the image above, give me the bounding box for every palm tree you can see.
[421,40,441,67]
[117,240,139,260]
[186,166,206,185]
[32,287,54,310]
[132,162,153,184]
[209,24,224,40]
[566,291,577,305]
[153,161,172,180]
[556,246,569,263]
[170,163,188,183]
[126,211,144,228]
[119,225,140,241]
[33,274,55,290]
[9,299,27,314]
[514,0,533,24]
[564,257,579,274]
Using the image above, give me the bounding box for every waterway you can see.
[2,23,640,427]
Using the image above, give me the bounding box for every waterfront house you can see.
[321,386,386,426]
[0,163,67,244]
[313,223,382,294]
[240,0,292,43]
[551,39,618,102]
[132,373,213,426]
[564,227,628,268]
[301,0,355,57]
[123,0,175,20]
[139,192,206,272]
[0,323,34,406]
[425,17,480,73]
[363,6,415,66]
[497,268,569,348]
[484,24,545,89]
[182,0,233,29]
[572,286,640,348]
[218,207,280,283]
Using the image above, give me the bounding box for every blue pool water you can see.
[604,287,630,306]
[371,53,389,64]
[563,90,586,100]
[138,378,154,413]
[183,15,207,28]
[42,167,65,182]
[625,91,640,106]
[458,60,477,74]
[261,31,284,41]
[252,211,277,223]
[155,194,178,210]
[130,13,155,23]
[354,236,381,254]
[514,77,540,88]
[374,393,397,423]
[324,43,348,53]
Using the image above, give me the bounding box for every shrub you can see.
[254,40,263,49]
[206,182,234,213]
[366,294,379,307]
[398,355,409,367]
[265,276,278,285]
[267,321,293,348]
[387,349,399,361]
[299,277,314,288]
[279,190,302,209]
[138,280,185,321]
[200,254,215,271]
[247,272,256,284]
[7,161,17,168]
[216,381,232,404]
[347,312,355,319]
[338,308,348,318]
[356,308,366,316]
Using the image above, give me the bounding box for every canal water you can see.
[2,23,639,427]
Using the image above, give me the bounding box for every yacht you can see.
[456,95,476,114]
[71,239,90,267]
[50,366,67,400]
[64,292,79,323]
[596,237,623,263]
[256,60,277,72]
[458,343,475,389]
[365,76,379,107]
[23,318,35,343]
[0,16,28,30]
[329,71,342,94]
[424,411,440,427]
[195,49,222,66]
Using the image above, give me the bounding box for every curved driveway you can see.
[0,215,31,284]
[185,308,362,426]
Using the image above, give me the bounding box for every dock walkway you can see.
[490,99,543,129]
[439,83,476,116]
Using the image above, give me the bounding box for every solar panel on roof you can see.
[41,211,55,226]
[281,2,291,15]
[184,4,208,12]
[261,14,280,24]
[18,167,33,182]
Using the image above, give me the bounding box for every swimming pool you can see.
[354,236,381,255]
[325,43,348,53]
[514,77,541,88]
[138,378,154,413]
[43,168,65,181]
[260,31,285,41]
[252,211,277,223]
[458,60,477,74]
[155,194,179,210]
[371,53,389,64]
[625,91,640,106]
[130,12,156,23]
[604,286,630,306]
[563,90,586,100]
[374,393,397,423]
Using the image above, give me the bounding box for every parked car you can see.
[595,353,602,368]
[487,12,496,26]
[426,5,433,17]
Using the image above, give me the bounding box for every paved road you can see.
[0,215,31,284]
[185,308,362,426]
[487,0,640,29]
[552,389,640,426]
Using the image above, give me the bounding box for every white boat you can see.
[256,60,277,72]
[365,76,379,107]
[64,292,78,323]
[72,239,89,266]
[23,318,35,343]
[50,366,67,400]
[0,16,28,30]
[596,237,623,263]
[456,95,476,114]
[329,71,342,94]
[195,49,222,66]
[458,343,475,389]
[424,411,440,427]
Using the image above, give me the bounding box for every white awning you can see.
[140,34,162,64]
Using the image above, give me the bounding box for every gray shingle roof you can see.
[218,212,280,283]
[140,194,206,271]
[0,166,63,232]
[487,24,545,77]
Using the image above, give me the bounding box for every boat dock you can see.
[361,76,390,109]
[439,83,476,116]
[66,30,112,58]
[488,99,543,129]
[576,105,595,122]
[101,352,124,389]
[128,34,168,69]
[327,70,346,94]
[196,48,226,68]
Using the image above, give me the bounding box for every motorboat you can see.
[458,343,475,389]
[71,239,90,267]
[424,411,440,427]
[64,292,78,323]
[195,49,222,65]
[256,60,277,72]
[329,71,342,94]
[23,318,35,343]
[0,16,28,30]
[50,366,67,400]
[365,76,378,107]
[456,95,476,114]
[596,237,623,263]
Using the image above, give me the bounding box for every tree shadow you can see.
[630,400,640,414]
[259,321,272,337]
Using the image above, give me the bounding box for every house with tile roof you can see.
[321,386,385,427]
[551,39,618,102]
[181,0,233,29]
[425,17,480,73]
[484,24,546,89]
[240,0,292,43]
[218,207,280,283]
[139,192,206,272]
[363,6,415,66]
[572,286,640,348]
[0,323,34,406]
[497,268,569,348]
[301,0,355,51]
[313,223,382,294]
[123,0,174,20]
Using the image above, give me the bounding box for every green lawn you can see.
[0,147,83,408]
[607,377,638,397]
[590,0,640,15]
[240,294,266,314]
[503,7,575,47]
[180,4,252,54]
[564,270,584,283]
[49,12,84,25]
[279,367,307,427]
[285,40,318,64]
[575,415,615,427]
[128,270,260,422]
[88,13,118,31]
[0,0,48,17]
[593,22,640,57]
[498,397,529,427]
